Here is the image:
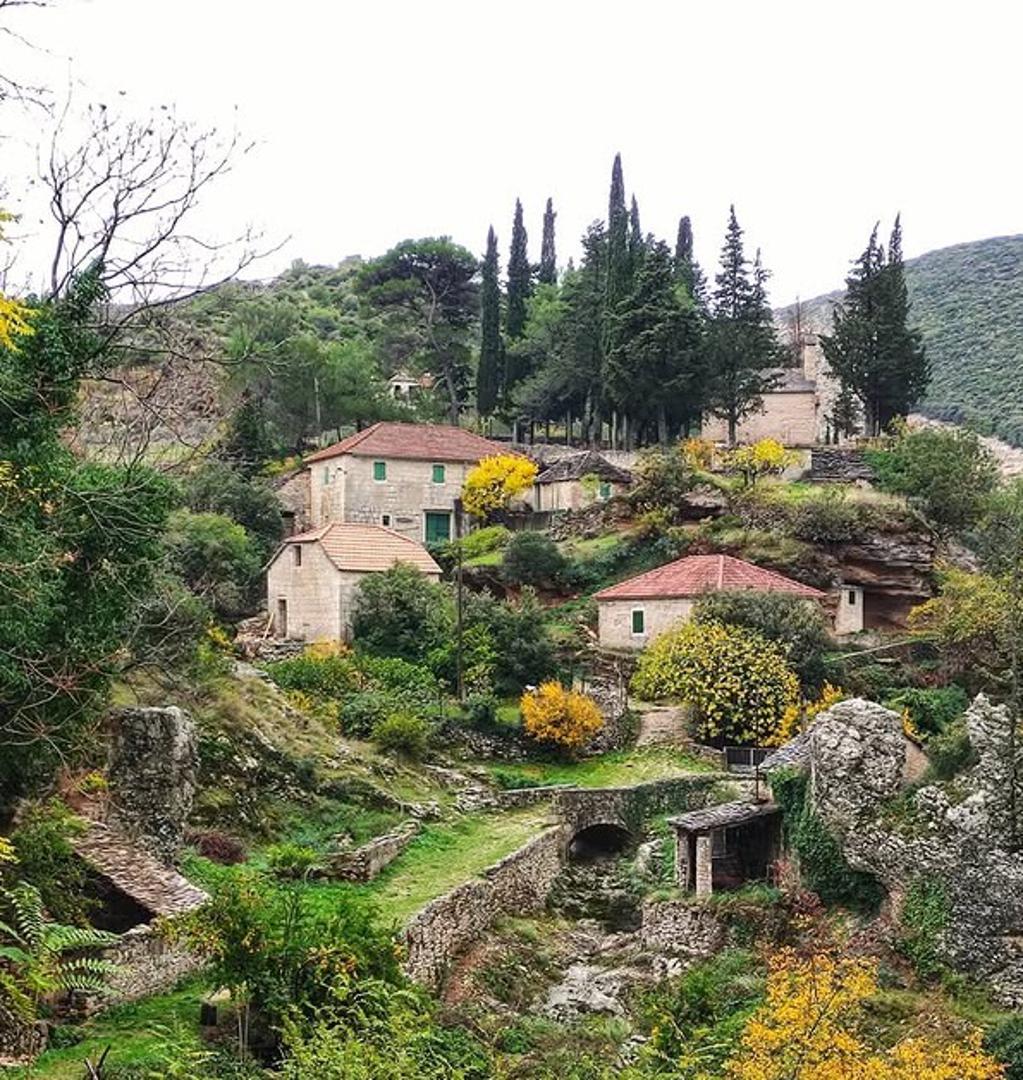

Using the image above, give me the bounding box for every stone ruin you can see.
[106,705,198,862]
[805,694,1023,1004]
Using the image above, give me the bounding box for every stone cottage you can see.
[265,522,441,642]
[533,450,633,512]
[303,421,508,544]
[594,553,825,651]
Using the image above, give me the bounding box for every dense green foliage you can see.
[897,877,949,980]
[771,768,882,911]
[477,226,502,416]
[693,589,831,692]
[501,531,567,587]
[866,425,998,534]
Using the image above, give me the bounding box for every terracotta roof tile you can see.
[282,523,441,575]
[593,554,824,602]
[304,422,508,464]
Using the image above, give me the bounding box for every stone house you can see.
[533,450,633,512]
[265,522,441,642]
[594,553,826,651]
[302,421,507,544]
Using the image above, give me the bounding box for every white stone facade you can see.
[266,540,344,641]
[310,455,472,543]
[834,583,865,635]
[700,389,818,447]
[597,597,694,651]
[534,478,625,512]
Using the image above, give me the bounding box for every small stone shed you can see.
[594,553,825,651]
[265,522,441,642]
[533,450,633,512]
[668,801,782,896]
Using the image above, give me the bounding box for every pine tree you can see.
[506,198,531,341]
[821,216,928,435]
[477,226,503,416]
[606,240,703,444]
[704,206,783,444]
[538,197,557,286]
[222,389,277,475]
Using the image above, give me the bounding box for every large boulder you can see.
[809,698,905,837]
[106,706,198,862]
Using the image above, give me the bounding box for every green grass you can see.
[560,533,623,558]
[480,746,712,790]
[465,549,504,567]
[14,981,207,1079]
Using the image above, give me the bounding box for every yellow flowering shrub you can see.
[681,436,715,470]
[771,683,846,746]
[520,681,604,753]
[632,621,799,744]
[725,438,799,486]
[726,951,1003,1080]
[0,835,16,865]
[462,454,538,519]
[0,210,33,351]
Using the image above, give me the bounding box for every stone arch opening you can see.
[568,823,634,862]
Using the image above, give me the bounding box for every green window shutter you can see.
[632,609,645,635]
[599,482,611,500]
[432,463,446,484]
[425,512,451,544]
[373,461,387,481]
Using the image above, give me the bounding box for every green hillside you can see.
[784,234,1023,445]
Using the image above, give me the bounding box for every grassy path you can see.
[478,746,713,790]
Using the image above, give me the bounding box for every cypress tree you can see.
[704,206,783,444]
[821,215,928,435]
[628,195,644,269]
[674,214,707,307]
[605,153,630,313]
[477,226,502,416]
[538,197,557,285]
[506,198,531,340]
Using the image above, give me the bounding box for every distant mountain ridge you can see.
[777,234,1023,446]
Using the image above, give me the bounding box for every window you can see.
[631,609,646,635]
[293,545,302,567]
[599,482,612,500]
[381,513,391,527]
[276,598,288,638]
[847,590,858,605]
[373,461,387,482]
[425,511,452,544]
[323,467,331,485]
[432,463,446,484]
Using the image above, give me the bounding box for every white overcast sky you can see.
[3,0,1022,304]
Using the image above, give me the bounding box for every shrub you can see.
[632,621,799,745]
[460,524,511,560]
[266,651,359,697]
[985,1015,1023,1080]
[337,690,391,737]
[183,460,284,561]
[693,589,831,693]
[461,454,538,519]
[501,531,566,588]
[925,718,979,780]
[723,438,798,487]
[520,681,604,753]
[480,587,556,693]
[9,800,90,925]
[788,489,868,544]
[265,842,322,879]
[464,693,498,727]
[898,877,949,980]
[630,445,695,520]
[866,425,999,535]
[371,712,432,759]
[188,829,247,865]
[884,685,968,738]
[355,654,440,708]
[351,564,453,664]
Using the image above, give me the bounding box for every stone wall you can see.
[640,899,727,959]
[0,999,43,1067]
[403,826,568,990]
[100,925,203,1006]
[701,389,818,447]
[810,447,876,483]
[326,822,419,882]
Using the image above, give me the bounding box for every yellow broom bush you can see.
[520,681,604,753]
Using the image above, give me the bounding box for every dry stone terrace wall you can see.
[99,925,203,1006]
[403,825,568,989]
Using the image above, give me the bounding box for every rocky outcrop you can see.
[106,707,198,861]
[832,530,935,599]
[807,694,1023,1004]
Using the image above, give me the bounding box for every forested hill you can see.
[781,234,1023,446]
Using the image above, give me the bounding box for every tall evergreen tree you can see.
[538,197,557,286]
[821,216,929,435]
[477,226,502,416]
[628,195,645,271]
[605,153,630,314]
[674,214,708,307]
[506,198,531,340]
[606,240,703,445]
[704,206,784,444]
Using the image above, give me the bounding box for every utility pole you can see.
[454,497,465,703]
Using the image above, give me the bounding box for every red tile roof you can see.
[280,523,441,575]
[304,422,508,464]
[594,554,825,602]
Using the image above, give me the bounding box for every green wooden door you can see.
[424,511,451,543]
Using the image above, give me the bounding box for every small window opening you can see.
[432,463,446,484]
[293,545,302,567]
[373,461,387,481]
[382,514,392,527]
[631,609,645,635]
[847,590,857,605]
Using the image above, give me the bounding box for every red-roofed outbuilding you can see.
[594,554,825,650]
